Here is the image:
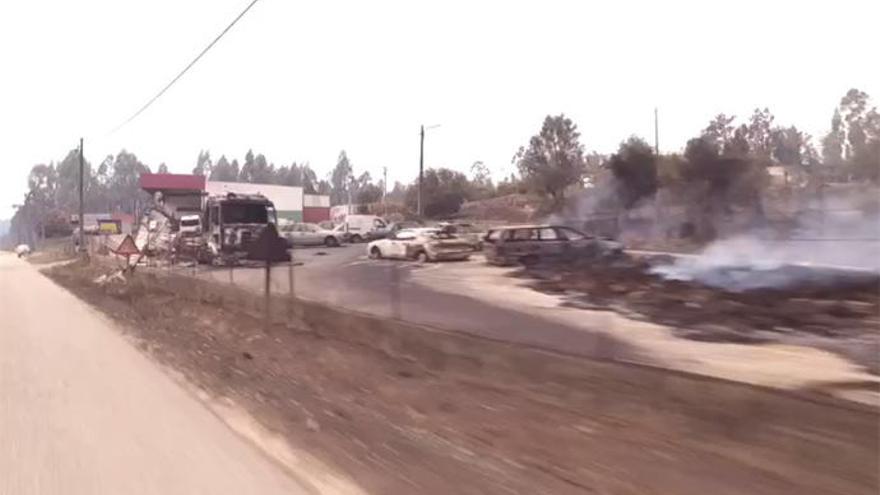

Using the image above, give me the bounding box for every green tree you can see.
[301,164,319,194]
[405,167,472,217]
[209,155,237,181]
[238,150,274,183]
[107,150,151,214]
[469,161,494,199]
[514,114,587,207]
[330,151,353,205]
[193,150,212,176]
[821,109,845,171]
[607,136,658,208]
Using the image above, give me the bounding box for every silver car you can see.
[279,222,344,247]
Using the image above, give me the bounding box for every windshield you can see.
[221,203,269,224]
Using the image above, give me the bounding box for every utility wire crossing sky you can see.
[0,0,877,218]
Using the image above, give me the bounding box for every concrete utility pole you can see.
[78,138,85,250]
[418,125,424,217]
[654,108,659,155]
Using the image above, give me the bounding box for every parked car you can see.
[437,222,486,251]
[366,228,473,262]
[338,214,391,243]
[279,222,344,247]
[483,225,623,265]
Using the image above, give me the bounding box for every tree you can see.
[330,151,353,205]
[838,89,880,182]
[238,150,274,183]
[107,150,151,214]
[209,155,237,181]
[193,150,212,176]
[157,163,169,174]
[514,114,587,206]
[821,109,845,171]
[469,161,494,199]
[745,108,775,160]
[301,164,319,194]
[607,136,658,208]
[405,167,472,217]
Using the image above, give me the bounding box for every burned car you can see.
[436,222,486,251]
[483,224,623,266]
[367,228,473,262]
[201,193,280,263]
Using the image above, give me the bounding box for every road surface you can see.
[195,245,628,359]
[0,253,310,495]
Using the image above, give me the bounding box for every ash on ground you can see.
[519,255,879,373]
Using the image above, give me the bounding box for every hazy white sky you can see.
[1,0,877,218]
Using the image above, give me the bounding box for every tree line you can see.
[6,88,877,245]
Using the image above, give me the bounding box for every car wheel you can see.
[369,247,382,259]
[415,251,430,263]
[519,254,539,266]
[324,236,339,247]
[350,234,363,243]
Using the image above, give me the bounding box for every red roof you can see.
[140,173,205,192]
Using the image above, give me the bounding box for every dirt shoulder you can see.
[44,261,879,495]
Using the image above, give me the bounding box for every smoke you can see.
[651,202,880,291]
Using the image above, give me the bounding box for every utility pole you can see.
[382,166,388,216]
[654,108,659,155]
[418,125,424,217]
[78,138,85,251]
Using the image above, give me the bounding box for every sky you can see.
[1,0,877,219]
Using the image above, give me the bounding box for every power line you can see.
[112,0,263,133]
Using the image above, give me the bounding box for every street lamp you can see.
[418,124,441,217]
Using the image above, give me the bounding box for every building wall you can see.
[303,207,331,223]
[205,181,304,215]
[303,194,330,208]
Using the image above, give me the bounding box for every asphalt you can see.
[0,253,311,495]
[195,244,629,360]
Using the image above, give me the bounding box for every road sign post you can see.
[112,234,141,273]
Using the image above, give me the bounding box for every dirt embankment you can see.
[45,261,879,495]
[520,256,880,374]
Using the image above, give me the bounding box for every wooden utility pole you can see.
[382,166,388,216]
[78,138,85,251]
[418,125,424,217]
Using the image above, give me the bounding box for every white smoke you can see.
[651,208,880,291]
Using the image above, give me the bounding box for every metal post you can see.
[78,138,85,251]
[418,125,424,217]
[264,259,271,329]
[654,108,659,155]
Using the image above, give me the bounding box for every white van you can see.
[338,215,390,243]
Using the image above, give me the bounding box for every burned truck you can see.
[200,192,281,264]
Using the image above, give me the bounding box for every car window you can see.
[305,224,319,232]
[538,228,558,240]
[510,228,535,241]
[374,219,386,228]
[558,228,586,241]
[486,230,502,241]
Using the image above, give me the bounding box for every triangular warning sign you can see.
[113,234,141,256]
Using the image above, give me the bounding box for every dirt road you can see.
[0,253,313,495]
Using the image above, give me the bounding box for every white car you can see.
[279,222,344,247]
[366,229,473,262]
[15,244,31,258]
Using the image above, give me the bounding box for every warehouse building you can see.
[139,173,330,223]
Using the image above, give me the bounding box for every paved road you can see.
[195,245,627,359]
[0,253,310,495]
